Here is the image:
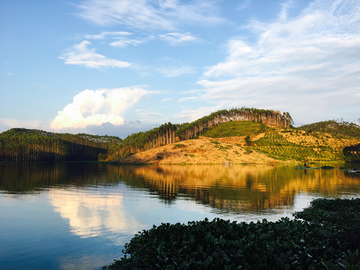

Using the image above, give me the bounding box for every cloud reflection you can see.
[49,189,142,244]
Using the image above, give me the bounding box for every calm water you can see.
[1,162,360,270]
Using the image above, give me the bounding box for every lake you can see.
[1,162,360,270]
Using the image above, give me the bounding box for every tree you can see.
[245,135,251,146]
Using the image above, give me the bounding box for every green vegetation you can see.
[0,128,121,162]
[254,132,340,162]
[294,198,360,231]
[105,107,292,160]
[245,135,251,146]
[103,198,360,270]
[176,107,292,141]
[106,122,177,160]
[343,144,360,163]
[174,144,185,149]
[300,120,360,139]
[202,121,268,138]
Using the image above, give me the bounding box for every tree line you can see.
[106,107,293,160]
[0,128,122,162]
[300,119,360,138]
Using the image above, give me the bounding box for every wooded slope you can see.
[0,128,121,162]
[106,107,293,160]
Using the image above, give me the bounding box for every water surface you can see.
[1,162,359,269]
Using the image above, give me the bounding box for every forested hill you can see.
[300,120,360,139]
[0,128,122,162]
[105,107,293,160]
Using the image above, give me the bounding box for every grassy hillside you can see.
[189,121,360,162]
[300,120,360,138]
[254,131,335,162]
[112,121,360,163]
[202,121,269,138]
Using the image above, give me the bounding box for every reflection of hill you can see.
[0,163,119,193]
[1,163,359,213]
[111,165,360,212]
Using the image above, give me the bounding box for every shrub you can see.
[103,217,345,269]
[245,135,251,146]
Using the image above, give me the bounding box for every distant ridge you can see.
[300,120,360,138]
[0,128,121,162]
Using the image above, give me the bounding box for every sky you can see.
[1,0,360,139]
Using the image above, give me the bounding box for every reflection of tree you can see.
[1,163,360,213]
[0,163,121,193]
[114,165,360,213]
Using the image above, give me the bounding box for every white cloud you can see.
[156,65,195,78]
[50,87,148,130]
[158,32,199,45]
[59,40,131,69]
[174,106,221,122]
[76,0,225,30]
[84,31,132,40]
[161,98,171,103]
[135,109,167,123]
[197,0,360,124]
[110,35,155,48]
[178,96,197,103]
[136,109,163,117]
[49,189,143,243]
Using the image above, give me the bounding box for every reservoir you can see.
[1,162,360,270]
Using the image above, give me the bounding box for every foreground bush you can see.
[103,217,346,269]
[294,198,360,251]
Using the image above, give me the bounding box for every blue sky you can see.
[1,0,359,138]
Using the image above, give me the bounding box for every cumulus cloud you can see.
[158,32,199,45]
[50,87,148,131]
[59,40,131,69]
[197,0,360,124]
[76,0,225,30]
[84,31,132,40]
[50,189,143,242]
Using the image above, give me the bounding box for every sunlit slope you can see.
[300,120,360,139]
[112,121,360,163]
[105,107,292,161]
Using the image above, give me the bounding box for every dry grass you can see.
[112,125,360,164]
[116,136,278,164]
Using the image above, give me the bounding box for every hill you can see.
[0,128,122,162]
[300,119,360,139]
[110,121,360,164]
[105,107,292,161]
